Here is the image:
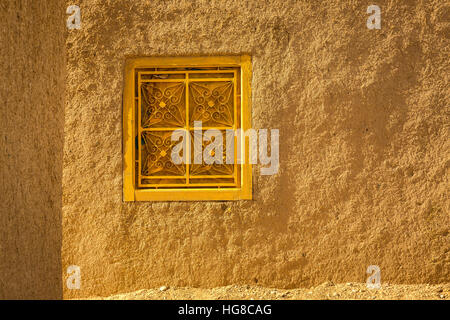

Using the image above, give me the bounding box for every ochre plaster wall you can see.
[0,0,65,299]
[63,0,449,298]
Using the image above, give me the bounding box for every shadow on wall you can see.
[0,1,65,299]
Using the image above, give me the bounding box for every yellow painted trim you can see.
[130,56,242,69]
[123,60,136,201]
[240,55,253,199]
[134,188,244,202]
[123,56,252,201]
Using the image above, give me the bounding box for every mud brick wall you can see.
[0,0,65,299]
[62,0,449,298]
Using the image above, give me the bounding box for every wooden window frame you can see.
[123,56,252,201]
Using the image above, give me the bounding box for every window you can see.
[123,56,252,201]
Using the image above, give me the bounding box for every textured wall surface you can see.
[0,1,65,299]
[63,0,449,298]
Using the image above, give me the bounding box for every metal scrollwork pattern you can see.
[136,69,240,188]
[189,81,234,127]
[141,82,185,128]
[189,131,234,176]
[141,131,186,176]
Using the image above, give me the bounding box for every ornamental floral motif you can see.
[189,81,234,127]
[141,82,185,128]
[189,131,234,176]
[137,71,239,188]
[141,131,186,176]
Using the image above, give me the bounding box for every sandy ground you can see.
[87,282,449,300]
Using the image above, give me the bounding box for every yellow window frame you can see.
[123,56,252,201]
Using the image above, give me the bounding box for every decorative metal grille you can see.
[135,67,241,189]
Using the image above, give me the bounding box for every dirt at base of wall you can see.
[86,283,449,300]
